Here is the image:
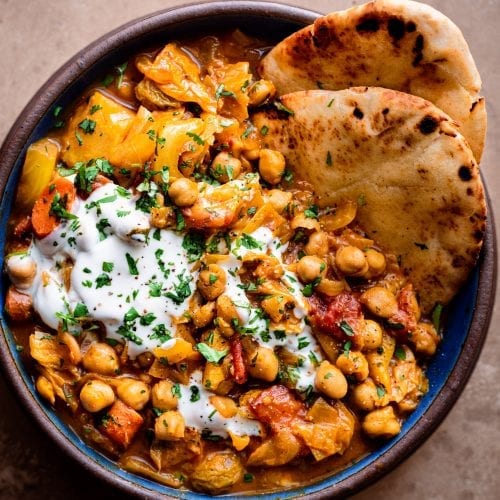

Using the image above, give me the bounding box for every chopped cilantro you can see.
[78,118,96,135]
[297,336,310,350]
[140,312,157,326]
[215,83,236,100]
[49,192,77,221]
[116,62,127,88]
[274,101,295,116]
[75,130,83,146]
[182,232,205,263]
[124,307,140,323]
[339,320,355,337]
[148,281,162,297]
[95,273,111,288]
[189,385,201,402]
[125,253,139,275]
[90,104,102,115]
[240,233,263,250]
[150,324,171,344]
[165,271,192,305]
[186,131,205,145]
[432,303,443,332]
[96,218,111,240]
[302,277,321,297]
[171,383,182,399]
[196,343,228,363]
[304,204,319,219]
[395,345,407,360]
[343,340,352,357]
[102,261,114,273]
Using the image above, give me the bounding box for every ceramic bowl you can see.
[0,2,496,498]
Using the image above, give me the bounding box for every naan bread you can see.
[259,0,486,162]
[253,88,486,313]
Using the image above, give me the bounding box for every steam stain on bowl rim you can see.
[0,2,496,498]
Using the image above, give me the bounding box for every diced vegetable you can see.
[15,138,59,211]
[100,399,144,448]
[60,91,134,166]
[31,176,76,238]
[5,286,32,321]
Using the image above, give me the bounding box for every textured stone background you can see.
[0,0,498,498]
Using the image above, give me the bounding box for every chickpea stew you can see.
[4,30,443,495]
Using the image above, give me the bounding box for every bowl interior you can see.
[0,2,496,498]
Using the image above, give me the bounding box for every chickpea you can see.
[80,380,115,413]
[305,231,330,257]
[117,379,150,410]
[242,148,261,161]
[360,286,399,318]
[209,152,242,183]
[248,79,276,106]
[350,379,379,411]
[216,295,240,325]
[296,255,326,284]
[411,322,440,356]
[168,177,199,207]
[336,350,369,381]
[364,249,386,278]
[197,264,226,301]
[363,319,383,350]
[315,361,348,399]
[192,301,216,329]
[82,342,120,375]
[6,254,37,290]
[259,149,286,185]
[247,346,279,382]
[215,317,235,338]
[335,245,369,276]
[266,189,292,214]
[209,395,238,418]
[291,212,320,232]
[362,406,401,439]
[36,375,55,405]
[151,379,178,410]
[155,410,185,441]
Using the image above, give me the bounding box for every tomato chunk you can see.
[308,291,363,343]
[248,385,306,433]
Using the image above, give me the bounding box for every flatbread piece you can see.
[259,0,486,161]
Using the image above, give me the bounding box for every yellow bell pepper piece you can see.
[153,338,199,364]
[15,138,59,211]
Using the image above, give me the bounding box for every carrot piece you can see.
[31,177,76,238]
[5,286,32,321]
[100,399,144,449]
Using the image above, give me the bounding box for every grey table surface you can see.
[0,0,499,498]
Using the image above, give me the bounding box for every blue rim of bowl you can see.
[0,1,496,498]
